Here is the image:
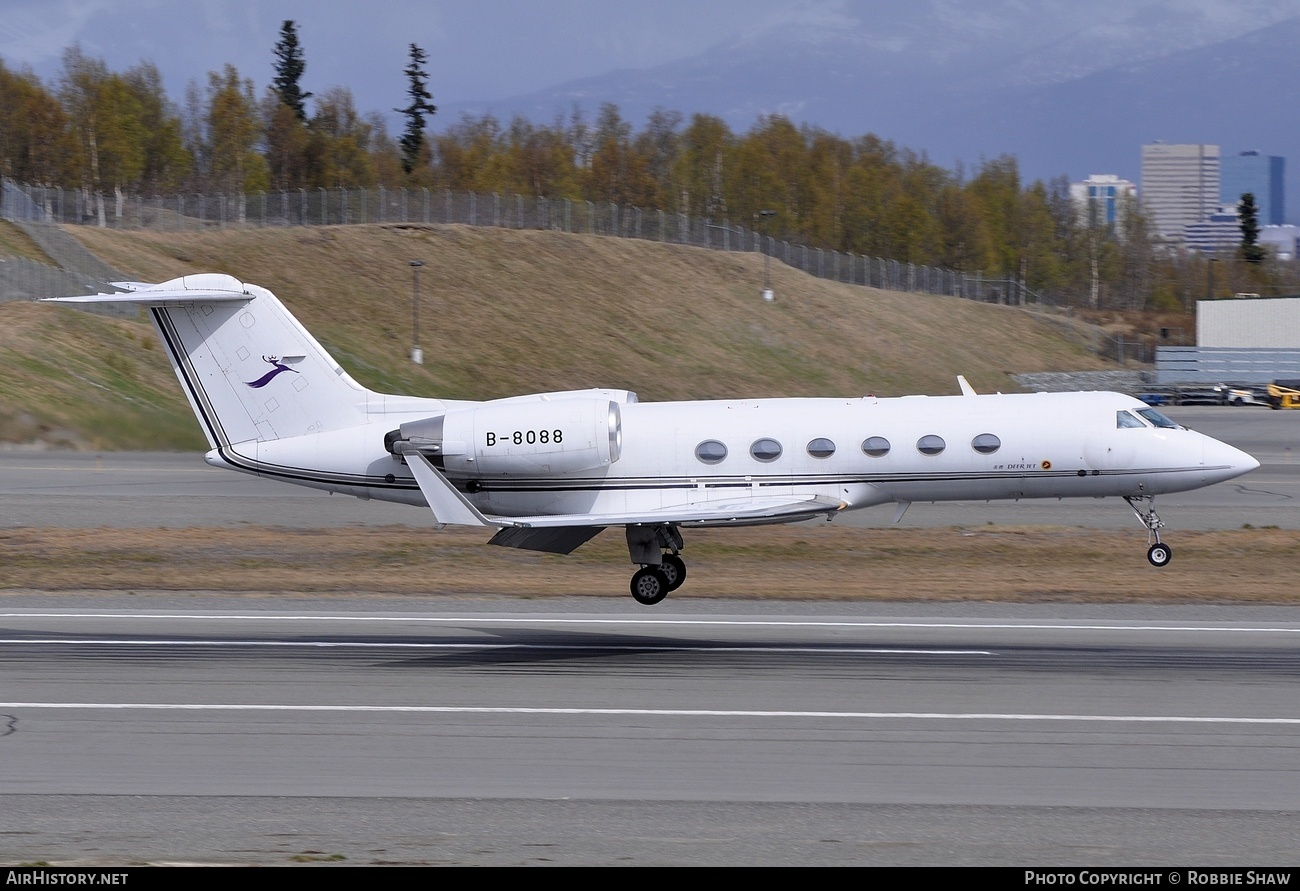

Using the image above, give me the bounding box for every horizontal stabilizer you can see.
[44,274,253,306]
[44,289,251,306]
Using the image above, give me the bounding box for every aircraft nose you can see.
[1203,436,1259,484]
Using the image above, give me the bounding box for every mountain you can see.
[438,10,1300,222]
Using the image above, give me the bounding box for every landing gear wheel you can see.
[1147,542,1172,567]
[659,554,687,591]
[630,567,669,605]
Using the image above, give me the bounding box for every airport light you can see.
[409,259,424,365]
[759,210,776,301]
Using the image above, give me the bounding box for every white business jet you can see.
[49,274,1258,605]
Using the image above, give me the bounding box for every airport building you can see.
[1069,174,1137,229]
[1220,150,1285,225]
[1141,143,1220,245]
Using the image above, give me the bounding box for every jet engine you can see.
[388,397,623,475]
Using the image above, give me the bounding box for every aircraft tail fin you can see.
[47,273,370,449]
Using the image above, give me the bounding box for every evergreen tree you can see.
[396,43,437,175]
[1239,192,1265,264]
[272,20,312,121]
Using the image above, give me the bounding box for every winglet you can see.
[891,501,912,524]
[400,448,501,528]
[957,375,977,396]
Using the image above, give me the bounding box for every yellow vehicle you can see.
[1267,380,1300,409]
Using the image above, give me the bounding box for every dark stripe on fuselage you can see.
[146,307,1221,502]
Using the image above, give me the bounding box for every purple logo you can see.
[245,356,299,389]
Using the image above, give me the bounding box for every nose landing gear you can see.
[1125,495,1173,567]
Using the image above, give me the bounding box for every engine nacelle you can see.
[395,398,622,476]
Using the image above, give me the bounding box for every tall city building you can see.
[1069,174,1137,228]
[1140,143,1220,244]
[1220,150,1285,225]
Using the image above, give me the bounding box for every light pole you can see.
[409,259,424,364]
[758,209,775,301]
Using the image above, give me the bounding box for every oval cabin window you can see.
[695,440,728,464]
[750,438,783,462]
[807,438,836,458]
[862,436,891,457]
[971,433,1001,454]
[917,434,946,456]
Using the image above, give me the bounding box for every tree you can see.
[395,43,437,175]
[203,65,269,194]
[1239,192,1266,264]
[271,20,312,122]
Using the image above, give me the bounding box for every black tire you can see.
[630,567,669,605]
[1147,542,1172,567]
[659,554,687,591]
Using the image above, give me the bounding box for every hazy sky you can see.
[4,0,1299,134]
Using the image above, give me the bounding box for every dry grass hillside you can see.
[1,223,1111,450]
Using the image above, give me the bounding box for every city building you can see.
[1220,150,1285,225]
[1141,143,1220,245]
[1183,205,1240,255]
[1069,174,1137,229]
[1260,225,1300,261]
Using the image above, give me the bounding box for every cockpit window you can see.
[1117,410,1145,428]
[1136,408,1180,429]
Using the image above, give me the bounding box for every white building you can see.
[1260,225,1300,261]
[1069,174,1137,229]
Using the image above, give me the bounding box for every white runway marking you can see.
[0,702,1297,724]
[3,612,1299,635]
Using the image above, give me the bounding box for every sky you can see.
[4,1,1300,151]
[0,0,800,120]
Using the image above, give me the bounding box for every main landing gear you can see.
[626,524,686,606]
[1125,495,1172,567]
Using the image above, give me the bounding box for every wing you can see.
[403,451,844,552]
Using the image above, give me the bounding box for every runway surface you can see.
[1,599,1299,865]
[1,405,1298,865]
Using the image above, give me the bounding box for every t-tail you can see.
[45,274,433,487]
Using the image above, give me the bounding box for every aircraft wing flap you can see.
[493,494,845,529]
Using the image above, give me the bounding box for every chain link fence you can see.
[3,178,1054,306]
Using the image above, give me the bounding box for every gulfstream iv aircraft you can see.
[50,274,1258,605]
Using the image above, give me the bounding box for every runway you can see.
[1,405,1298,865]
[1,600,1299,865]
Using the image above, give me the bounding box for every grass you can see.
[0,223,1113,450]
[3,524,1298,603]
[0,220,53,262]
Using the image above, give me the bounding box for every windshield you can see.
[1135,408,1181,429]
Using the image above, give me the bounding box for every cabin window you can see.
[695,440,728,464]
[807,438,836,458]
[862,436,891,457]
[1136,408,1180,429]
[750,438,783,462]
[971,433,1001,455]
[1117,411,1145,429]
[916,434,946,456]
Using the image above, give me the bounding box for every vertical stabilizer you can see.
[50,274,371,449]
